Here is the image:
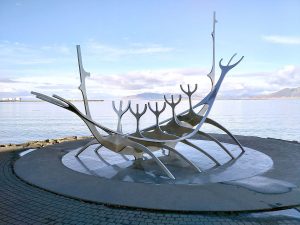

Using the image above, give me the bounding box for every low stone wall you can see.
[1,134,298,153]
[0,136,91,152]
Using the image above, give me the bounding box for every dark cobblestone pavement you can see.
[1,149,300,225]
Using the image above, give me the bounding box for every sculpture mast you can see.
[76,45,109,146]
[207,11,217,88]
[77,45,92,117]
[198,12,217,116]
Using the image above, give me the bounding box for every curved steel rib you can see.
[202,117,245,153]
[128,141,175,179]
[197,131,234,159]
[181,140,221,166]
[94,144,103,153]
[75,139,99,157]
[162,145,202,172]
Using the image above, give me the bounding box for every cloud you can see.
[96,65,300,98]
[1,40,299,100]
[89,68,210,96]
[0,40,177,99]
[0,67,211,99]
[84,40,173,61]
[262,35,300,45]
[269,65,300,87]
[0,41,72,66]
[1,65,299,100]
[0,40,174,78]
[0,78,20,83]
[219,65,300,97]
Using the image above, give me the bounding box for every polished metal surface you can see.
[31,12,246,179]
[62,140,272,185]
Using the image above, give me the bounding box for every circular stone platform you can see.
[14,137,300,212]
[62,140,272,185]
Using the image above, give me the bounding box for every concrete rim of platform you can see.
[13,135,300,212]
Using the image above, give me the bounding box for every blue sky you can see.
[0,0,299,99]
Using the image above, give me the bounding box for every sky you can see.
[0,0,300,99]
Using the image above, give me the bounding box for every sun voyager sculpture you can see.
[32,12,245,180]
[16,12,299,212]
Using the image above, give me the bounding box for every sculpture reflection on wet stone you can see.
[31,12,245,180]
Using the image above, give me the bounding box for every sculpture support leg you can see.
[197,131,234,159]
[120,154,130,161]
[162,145,202,172]
[127,141,175,180]
[95,151,111,166]
[205,117,245,153]
[75,139,99,157]
[181,140,221,166]
[94,144,103,153]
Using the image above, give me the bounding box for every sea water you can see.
[0,99,299,144]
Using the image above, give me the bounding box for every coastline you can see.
[0,100,104,103]
[1,134,299,153]
[0,136,91,152]
[0,98,299,103]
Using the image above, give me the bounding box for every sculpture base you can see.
[14,137,300,212]
[62,140,272,185]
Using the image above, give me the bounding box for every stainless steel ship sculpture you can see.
[32,13,244,179]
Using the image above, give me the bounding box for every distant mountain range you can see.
[126,92,168,100]
[126,92,207,100]
[253,87,300,99]
[126,87,300,100]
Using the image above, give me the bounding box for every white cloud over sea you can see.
[1,65,299,100]
[0,40,299,100]
[262,35,300,45]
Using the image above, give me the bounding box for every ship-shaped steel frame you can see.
[32,12,244,179]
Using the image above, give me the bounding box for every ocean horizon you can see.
[0,99,299,145]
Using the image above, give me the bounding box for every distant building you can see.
[0,97,21,102]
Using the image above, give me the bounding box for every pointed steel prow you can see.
[31,91,68,108]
